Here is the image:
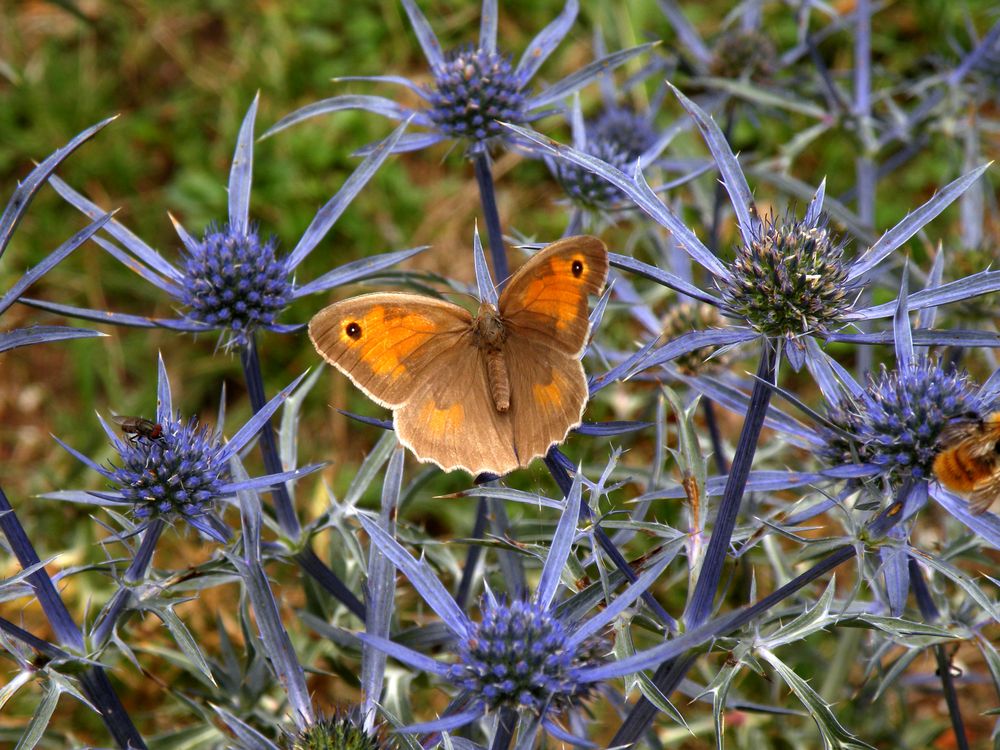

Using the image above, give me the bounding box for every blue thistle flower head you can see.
[709,28,776,80]
[720,213,852,340]
[447,596,593,713]
[286,710,392,750]
[853,358,976,481]
[110,414,229,529]
[555,106,658,211]
[588,105,657,159]
[426,44,527,145]
[179,222,292,347]
[554,136,634,210]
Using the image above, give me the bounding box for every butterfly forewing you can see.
[499,236,609,355]
[308,293,472,409]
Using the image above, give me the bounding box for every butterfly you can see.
[309,235,609,475]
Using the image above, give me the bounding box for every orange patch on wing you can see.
[345,306,440,378]
[421,401,465,434]
[520,260,583,331]
[533,378,564,408]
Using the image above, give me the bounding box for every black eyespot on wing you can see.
[571,259,584,278]
[346,322,362,339]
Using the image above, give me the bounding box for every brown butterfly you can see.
[309,236,609,475]
[932,411,1000,515]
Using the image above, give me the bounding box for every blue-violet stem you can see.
[685,341,776,629]
[454,497,489,609]
[459,152,513,605]
[240,334,366,620]
[489,706,518,750]
[92,519,166,647]
[472,151,509,286]
[911,560,970,750]
[0,484,147,749]
[611,543,858,747]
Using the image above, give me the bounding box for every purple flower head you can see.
[179,222,292,346]
[353,468,671,743]
[447,596,593,714]
[49,355,318,544]
[33,98,423,348]
[264,0,653,158]
[849,358,976,483]
[816,357,978,488]
[111,414,228,529]
[510,85,995,377]
[425,44,527,145]
[589,105,658,159]
[720,213,852,342]
[287,711,392,750]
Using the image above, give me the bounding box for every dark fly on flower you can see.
[112,415,165,443]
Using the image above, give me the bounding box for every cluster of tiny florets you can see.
[829,359,976,481]
[426,46,527,143]
[709,29,776,80]
[180,223,291,344]
[110,416,227,524]
[448,598,586,713]
[588,106,658,160]
[286,713,390,750]
[555,107,655,210]
[661,302,731,376]
[720,216,852,339]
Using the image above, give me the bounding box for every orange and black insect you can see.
[932,411,1000,515]
[112,415,165,443]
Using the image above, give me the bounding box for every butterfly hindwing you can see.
[504,337,589,466]
[395,346,519,475]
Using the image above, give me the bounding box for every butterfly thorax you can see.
[472,302,510,413]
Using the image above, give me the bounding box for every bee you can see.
[112,415,164,443]
[931,411,1000,515]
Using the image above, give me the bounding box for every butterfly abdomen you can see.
[486,350,510,412]
[473,302,511,413]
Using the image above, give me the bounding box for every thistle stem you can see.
[489,706,518,750]
[473,151,509,286]
[459,152,517,604]
[701,398,729,476]
[911,559,970,750]
[0,484,147,749]
[685,341,775,629]
[240,334,365,620]
[611,543,857,747]
[93,519,166,647]
[240,335,301,535]
[455,498,489,609]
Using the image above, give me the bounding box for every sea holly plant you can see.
[5,3,1000,748]
[42,355,321,649]
[0,117,116,354]
[0,119,147,749]
[264,0,651,283]
[506,83,997,743]
[353,468,673,747]
[25,97,424,620]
